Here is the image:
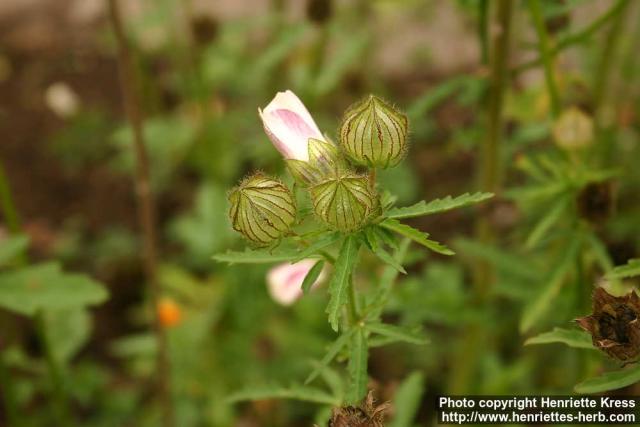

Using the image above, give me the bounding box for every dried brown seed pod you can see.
[328,391,390,427]
[576,287,640,362]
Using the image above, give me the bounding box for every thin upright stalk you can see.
[106,1,174,426]
[513,0,628,74]
[529,0,560,117]
[35,312,72,425]
[476,0,512,297]
[449,0,512,395]
[0,352,18,427]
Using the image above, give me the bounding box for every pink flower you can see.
[259,90,326,161]
[266,259,326,306]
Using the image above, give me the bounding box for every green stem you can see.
[478,0,489,65]
[513,0,628,74]
[348,274,360,324]
[529,0,560,117]
[0,162,20,234]
[35,312,72,425]
[592,0,630,114]
[450,0,512,395]
[0,347,19,427]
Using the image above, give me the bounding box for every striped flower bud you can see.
[339,95,408,169]
[286,138,346,186]
[553,107,594,150]
[228,173,296,245]
[310,174,376,232]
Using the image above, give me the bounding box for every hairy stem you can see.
[106,1,174,426]
[449,0,512,395]
[529,0,560,117]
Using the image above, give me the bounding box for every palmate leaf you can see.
[606,259,640,279]
[367,323,429,345]
[381,219,453,255]
[372,246,406,274]
[0,262,108,316]
[386,192,493,219]
[525,196,570,249]
[347,327,368,404]
[326,236,361,331]
[575,364,640,394]
[226,384,340,406]
[524,327,594,349]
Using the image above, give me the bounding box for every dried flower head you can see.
[310,174,376,232]
[576,287,640,362]
[228,173,296,245]
[328,391,390,427]
[340,95,408,169]
[552,107,594,150]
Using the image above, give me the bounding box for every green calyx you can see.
[286,138,346,186]
[310,174,377,232]
[228,173,296,245]
[339,95,408,169]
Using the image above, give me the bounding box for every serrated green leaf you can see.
[389,372,425,427]
[386,192,493,219]
[213,248,303,264]
[0,235,29,267]
[302,260,325,295]
[226,384,340,406]
[293,232,341,263]
[347,327,368,404]
[305,329,354,385]
[327,236,361,331]
[381,219,454,255]
[368,239,411,319]
[575,364,640,394]
[520,238,580,333]
[0,263,108,316]
[607,259,640,279]
[524,327,594,349]
[367,323,429,345]
[373,247,406,274]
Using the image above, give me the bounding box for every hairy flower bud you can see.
[553,107,594,150]
[339,95,408,169]
[286,138,346,186]
[228,173,296,245]
[576,287,640,362]
[310,174,376,232]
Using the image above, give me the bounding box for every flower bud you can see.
[286,138,346,186]
[339,95,408,169]
[310,174,376,232]
[576,287,640,362]
[552,107,594,150]
[259,90,326,161]
[228,173,296,245]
